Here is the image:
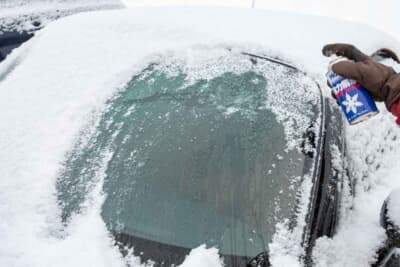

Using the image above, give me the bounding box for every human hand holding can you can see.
[327,57,379,125]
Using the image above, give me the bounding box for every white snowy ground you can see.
[1,6,400,267]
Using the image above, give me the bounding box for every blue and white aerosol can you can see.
[326,57,379,125]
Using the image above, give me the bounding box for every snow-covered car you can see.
[1,7,399,267]
[0,0,123,62]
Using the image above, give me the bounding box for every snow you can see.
[122,0,400,41]
[313,100,400,266]
[0,6,400,267]
[252,0,400,42]
[178,245,224,267]
[0,0,123,32]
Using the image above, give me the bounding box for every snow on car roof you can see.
[0,7,400,267]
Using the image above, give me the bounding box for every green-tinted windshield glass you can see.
[57,52,321,260]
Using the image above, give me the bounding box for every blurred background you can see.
[122,0,400,41]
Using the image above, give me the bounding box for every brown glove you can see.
[322,43,400,109]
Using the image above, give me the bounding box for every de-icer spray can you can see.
[326,57,379,125]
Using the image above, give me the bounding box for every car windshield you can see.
[57,50,321,265]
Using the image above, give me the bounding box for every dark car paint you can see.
[0,31,34,62]
[377,247,400,267]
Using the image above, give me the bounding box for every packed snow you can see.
[0,6,400,267]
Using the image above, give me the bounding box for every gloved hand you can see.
[323,43,400,63]
[322,43,400,110]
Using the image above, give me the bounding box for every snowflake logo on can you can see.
[343,93,363,114]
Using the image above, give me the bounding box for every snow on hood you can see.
[0,6,400,267]
[0,0,123,33]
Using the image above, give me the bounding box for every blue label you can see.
[327,70,378,124]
